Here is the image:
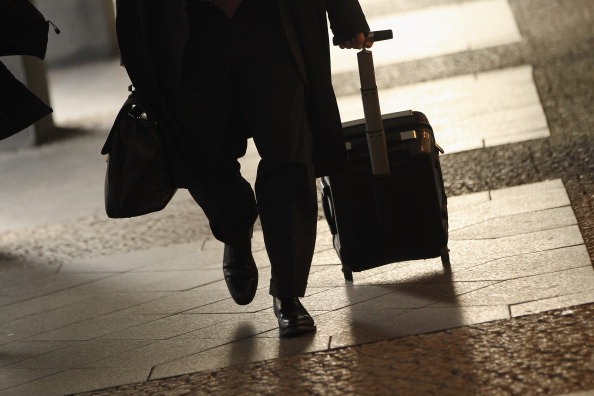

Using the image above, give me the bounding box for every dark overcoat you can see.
[115,0,369,187]
[0,0,53,140]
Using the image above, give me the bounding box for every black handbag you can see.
[101,89,177,218]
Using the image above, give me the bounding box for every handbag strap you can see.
[101,88,149,155]
[126,85,157,122]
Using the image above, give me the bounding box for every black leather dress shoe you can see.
[273,297,316,337]
[223,242,258,305]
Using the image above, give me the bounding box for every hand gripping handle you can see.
[332,30,393,46]
[333,30,394,176]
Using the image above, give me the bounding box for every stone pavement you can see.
[1,0,593,394]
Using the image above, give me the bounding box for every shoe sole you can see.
[279,324,317,337]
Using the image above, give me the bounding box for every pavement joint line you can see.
[450,225,578,240]
[450,243,588,276]
[507,296,582,311]
[146,367,155,383]
[333,42,528,96]
[450,258,531,275]
[0,274,119,308]
[144,335,280,382]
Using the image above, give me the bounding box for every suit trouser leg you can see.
[234,25,318,298]
[181,75,258,246]
[183,0,317,298]
[181,3,258,246]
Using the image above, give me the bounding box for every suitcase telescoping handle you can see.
[331,30,393,46]
[334,30,394,176]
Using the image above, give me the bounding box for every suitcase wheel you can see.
[342,266,353,282]
[440,246,451,271]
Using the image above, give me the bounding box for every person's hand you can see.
[338,33,374,50]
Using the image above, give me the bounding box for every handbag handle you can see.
[101,89,155,155]
[126,86,155,123]
[128,104,148,120]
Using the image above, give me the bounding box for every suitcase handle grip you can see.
[332,30,393,46]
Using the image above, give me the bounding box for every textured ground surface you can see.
[79,304,594,396]
[0,0,593,394]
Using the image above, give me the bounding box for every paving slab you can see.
[275,307,408,339]
[0,340,75,368]
[0,290,94,326]
[1,291,172,344]
[57,243,200,273]
[68,269,222,294]
[0,273,113,307]
[300,285,396,311]
[330,305,511,349]
[511,290,594,318]
[84,338,225,371]
[173,310,279,341]
[99,313,229,341]
[9,179,588,394]
[337,65,550,153]
[448,225,585,270]
[452,245,590,281]
[329,0,522,73]
[0,133,109,233]
[150,336,332,381]
[105,289,229,316]
[9,339,153,370]
[0,368,63,393]
[449,206,577,239]
[24,313,167,342]
[0,260,55,291]
[6,177,588,393]
[440,266,594,307]
[1,368,150,396]
[347,281,496,310]
[75,304,594,396]
[185,287,271,315]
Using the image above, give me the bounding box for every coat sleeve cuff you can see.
[326,0,370,40]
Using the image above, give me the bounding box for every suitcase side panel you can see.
[321,112,448,272]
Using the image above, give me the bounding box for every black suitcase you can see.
[321,32,449,281]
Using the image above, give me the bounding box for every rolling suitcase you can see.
[321,31,450,281]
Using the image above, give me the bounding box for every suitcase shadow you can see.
[338,267,463,344]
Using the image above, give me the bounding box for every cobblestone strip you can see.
[77,303,594,396]
[0,198,211,268]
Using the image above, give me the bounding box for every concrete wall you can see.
[35,0,117,67]
[0,0,117,150]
